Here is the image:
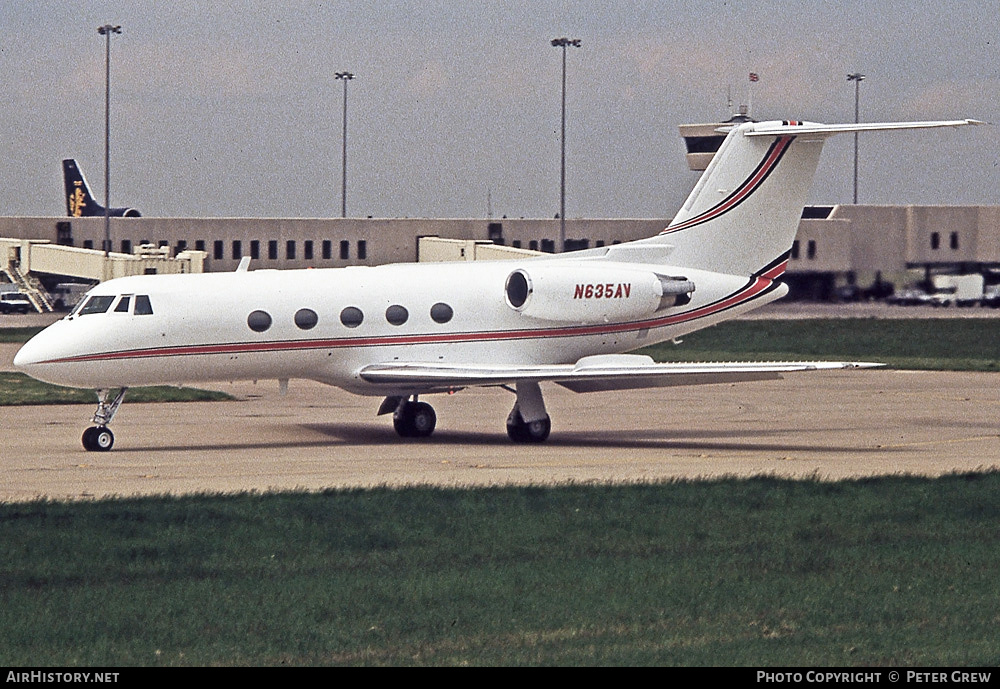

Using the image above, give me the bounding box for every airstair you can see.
[1,261,55,312]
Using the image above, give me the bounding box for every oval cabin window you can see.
[430,302,453,324]
[340,306,364,328]
[294,308,319,330]
[247,310,272,332]
[385,305,408,326]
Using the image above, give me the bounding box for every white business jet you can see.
[15,118,978,451]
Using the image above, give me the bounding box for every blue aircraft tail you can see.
[62,159,141,218]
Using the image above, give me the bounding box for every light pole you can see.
[551,37,580,252]
[847,72,865,204]
[334,71,354,218]
[98,24,121,257]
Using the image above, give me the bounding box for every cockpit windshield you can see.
[71,294,154,317]
[135,295,153,315]
[77,295,115,316]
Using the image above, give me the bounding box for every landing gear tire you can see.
[393,401,436,438]
[506,410,551,443]
[82,426,115,452]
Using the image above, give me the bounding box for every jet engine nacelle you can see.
[504,264,694,323]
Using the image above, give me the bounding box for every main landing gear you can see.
[81,388,127,452]
[505,381,551,443]
[378,380,551,442]
[379,395,437,438]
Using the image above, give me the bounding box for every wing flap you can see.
[358,354,882,394]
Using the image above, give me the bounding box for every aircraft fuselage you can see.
[14,256,783,395]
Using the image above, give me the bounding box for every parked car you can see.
[887,286,932,306]
[982,285,1000,308]
[0,292,33,314]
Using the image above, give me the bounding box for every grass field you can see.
[638,318,1000,371]
[2,475,999,666]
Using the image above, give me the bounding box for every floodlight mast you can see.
[98,24,122,258]
[335,71,355,218]
[551,38,581,252]
[847,72,866,204]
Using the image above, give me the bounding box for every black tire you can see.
[506,410,551,443]
[410,401,436,438]
[82,426,96,450]
[393,401,436,438]
[82,426,114,452]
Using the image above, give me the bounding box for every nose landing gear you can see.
[82,388,127,452]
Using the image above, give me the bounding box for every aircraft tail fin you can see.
[62,159,142,218]
[647,119,979,278]
[63,159,101,217]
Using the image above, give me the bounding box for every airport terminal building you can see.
[2,204,1000,303]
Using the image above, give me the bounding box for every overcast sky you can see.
[1,0,997,219]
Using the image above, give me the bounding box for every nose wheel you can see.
[81,388,127,452]
[82,426,115,452]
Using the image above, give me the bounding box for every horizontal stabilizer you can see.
[742,119,982,138]
[358,356,882,394]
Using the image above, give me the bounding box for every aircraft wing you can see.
[358,354,882,394]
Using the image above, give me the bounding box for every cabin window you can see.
[135,295,154,315]
[247,310,272,333]
[114,296,131,313]
[385,305,408,326]
[430,302,453,324]
[340,306,364,328]
[294,308,319,330]
[78,295,115,315]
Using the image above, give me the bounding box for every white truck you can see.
[928,274,985,307]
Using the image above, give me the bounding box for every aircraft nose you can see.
[13,327,65,381]
[13,336,45,371]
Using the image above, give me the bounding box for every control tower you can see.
[677,109,755,171]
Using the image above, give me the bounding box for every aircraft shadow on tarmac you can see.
[287,422,895,455]
[102,421,899,455]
